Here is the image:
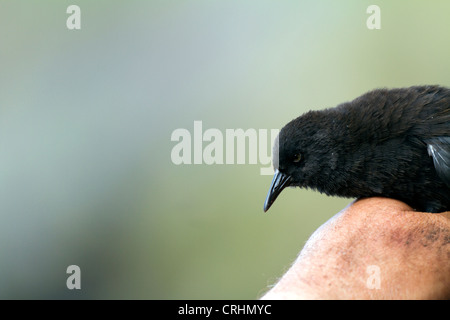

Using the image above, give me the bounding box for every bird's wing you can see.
[427,137,450,187]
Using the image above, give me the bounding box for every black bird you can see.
[264,85,450,213]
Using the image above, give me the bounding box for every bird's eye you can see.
[293,153,302,163]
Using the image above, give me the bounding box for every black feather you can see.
[264,85,450,213]
[427,137,450,187]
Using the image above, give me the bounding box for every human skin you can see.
[261,197,450,300]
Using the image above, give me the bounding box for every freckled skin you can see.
[264,85,450,213]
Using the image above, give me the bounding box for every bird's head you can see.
[264,111,339,212]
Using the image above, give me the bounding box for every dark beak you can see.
[263,170,292,212]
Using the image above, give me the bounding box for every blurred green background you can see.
[1,0,449,299]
